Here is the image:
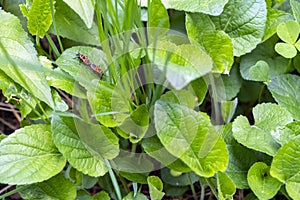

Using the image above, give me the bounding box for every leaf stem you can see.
[0,185,30,199]
[200,183,205,200]
[45,33,60,58]
[188,173,197,200]
[49,0,64,52]
[205,178,218,199]
[105,159,122,200]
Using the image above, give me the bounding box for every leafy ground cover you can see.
[0,0,300,199]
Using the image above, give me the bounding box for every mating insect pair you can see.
[76,52,104,77]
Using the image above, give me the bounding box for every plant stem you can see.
[206,178,218,199]
[188,173,197,200]
[200,183,205,200]
[105,159,122,200]
[49,0,64,53]
[0,185,30,199]
[45,33,60,58]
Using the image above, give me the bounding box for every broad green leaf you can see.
[263,9,293,41]
[278,122,300,145]
[88,80,129,127]
[119,171,148,184]
[270,136,300,200]
[19,174,76,200]
[291,0,300,24]
[220,123,272,189]
[74,118,119,160]
[217,172,236,200]
[210,0,267,56]
[186,13,233,73]
[46,68,87,98]
[50,0,100,46]
[160,168,199,186]
[267,74,300,120]
[160,90,196,109]
[222,65,242,100]
[148,0,169,42]
[112,156,154,173]
[0,10,54,108]
[248,162,282,200]
[240,36,288,82]
[92,191,111,200]
[55,46,107,90]
[147,176,165,200]
[161,0,229,16]
[276,20,300,44]
[63,0,94,28]
[27,0,53,38]
[142,135,191,172]
[118,104,149,143]
[51,116,108,177]
[149,41,213,89]
[0,124,65,184]
[190,78,208,105]
[154,100,228,177]
[275,42,297,58]
[248,61,270,82]
[122,192,148,200]
[233,103,293,156]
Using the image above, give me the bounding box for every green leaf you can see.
[119,171,148,184]
[122,192,148,200]
[0,124,65,184]
[112,155,154,174]
[278,122,300,145]
[275,42,297,58]
[149,41,213,89]
[160,168,199,186]
[55,46,107,90]
[267,74,300,120]
[63,0,94,28]
[263,9,293,41]
[118,104,149,143]
[74,117,119,159]
[270,136,300,200]
[51,115,108,177]
[142,135,191,172]
[291,0,300,24]
[87,80,129,127]
[161,0,229,16]
[47,68,87,98]
[27,0,53,38]
[190,78,208,105]
[147,176,165,200]
[149,0,169,28]
[160,89,196,109]
[154,100,228,177]
[232,103,293,156]
[186,13,233,73]
[92,191,111,200]
[240,37,288,82]
[276,20,300,44]
[217,172,236,200]
[248,61,270,82]
[19,174,76,200]
[0,10,54,108]
[210,0,267,56]
[0,134,6,142]
[50,0,100,46]
[248,162,282,200]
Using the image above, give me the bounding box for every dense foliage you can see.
[0,0,300,199]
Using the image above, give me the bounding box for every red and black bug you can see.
[76,53,91,66]
[76,52,104,77]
